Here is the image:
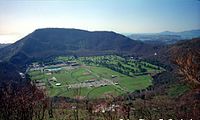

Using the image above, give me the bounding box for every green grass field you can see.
[29,55,162,99]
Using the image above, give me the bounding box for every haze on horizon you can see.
[0,0,200,43]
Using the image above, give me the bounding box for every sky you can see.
[0,0,200,43]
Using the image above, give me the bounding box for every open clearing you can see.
[29,55,163,99]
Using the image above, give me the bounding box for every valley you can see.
[0,0,199,119]
[28,55,163,99]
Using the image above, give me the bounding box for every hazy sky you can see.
[0,0,200,43]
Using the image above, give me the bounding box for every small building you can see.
[111,75,117,78]
[89,84,93,87]
[55,83,61,86]
[114,82,119,85]
[46,72,52,75]
[50,77,57,82]
[66,61,77,65]
[44,67,62,72]
[85,80,95,83]
[71,63,80,67]
[19,72,25,78]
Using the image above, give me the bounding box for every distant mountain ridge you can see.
[128,29,200,44]
[159,29,200,39]
[0,28,159,66]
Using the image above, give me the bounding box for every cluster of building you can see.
[67,79,111,89]
[29,61,80,89]
[29,61,80,73]
[29,60,121,93]
[93,103,121,113]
